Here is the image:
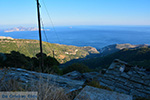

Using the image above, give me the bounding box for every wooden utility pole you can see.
[36,0,43,72]
[53,50,55,58]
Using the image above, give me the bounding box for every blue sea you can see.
[1,26,150,49]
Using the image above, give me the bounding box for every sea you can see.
[0,25,150,49]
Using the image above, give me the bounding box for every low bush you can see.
[63,63,91,74]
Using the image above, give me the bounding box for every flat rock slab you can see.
[0,68,84,94]
[74,86,132,100]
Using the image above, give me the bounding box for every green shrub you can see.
[63,63,91,74]
[1,51,61,74]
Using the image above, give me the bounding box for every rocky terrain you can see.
[0,68,84,94]
[74,86,132,100]
[97,59,150,99]
[63,59,150,99]
[0,67,132,100]
[1,59,149,99]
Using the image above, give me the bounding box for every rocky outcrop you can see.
[63,71,100,82]
[63,71,84,81]
[0,68,133,100]
[74,86,132,100]
[97,59,150,99]
[1,59,149,99]
[0,68,84,94]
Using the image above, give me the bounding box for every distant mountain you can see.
[0,38,99,63]
[4,26,50,32]
[99,43,149,56]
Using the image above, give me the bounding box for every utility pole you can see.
[36,0,43,72]
[53,50,55,58]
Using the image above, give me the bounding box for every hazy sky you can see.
[0,0,150,27]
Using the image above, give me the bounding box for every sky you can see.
[0,0,150,28]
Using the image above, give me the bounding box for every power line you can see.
[40,18,53,54]
[41,0,61,44]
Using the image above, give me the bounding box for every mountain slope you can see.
[99,43,149,56]
[0,38,99,63]
[76,46,150,70]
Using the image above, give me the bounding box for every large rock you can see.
[63,71,84,81]
[63,71,100,82]
[83,72,100,82]
[97,59,150,99]
[0,68,84,94]
[74,86,132,100]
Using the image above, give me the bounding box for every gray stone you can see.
[115,77,128,83]
[99,78,114,86]
[83,72,100,81]
[137,71,147,76]
[74,86,132,100]
[130,89,148,97]
[63,71,84,81]
[114,87,130,94]
[97,59,150,99]
[124,82,133,88]
[106,70,121,76]
[114,83,130,91]
[143,86,150,91]
[137,89,150,95]
[142,76,150,80]
[121,73,130,79]
[131,82,143,89]
[130,77,144,84]
[99,82,109,87]
[0,68,84,94]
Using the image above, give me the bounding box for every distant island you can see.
[4,26,50,32]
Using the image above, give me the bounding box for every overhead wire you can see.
[40,18,53,55]
[39,0,77,63]
[41,0,61,44]
[40,0,65,59]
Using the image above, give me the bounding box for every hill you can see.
[98,43,149,56]
[0,38,99,63]
[69,46,150,70]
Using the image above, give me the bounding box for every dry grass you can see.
[0,73,71,100]
[87,80,112,91]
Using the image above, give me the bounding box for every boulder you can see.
[83,72,100,82]
[74,86,132,100]
[63,71,84,81]
[0,68,84,94]
[97,59,150,99]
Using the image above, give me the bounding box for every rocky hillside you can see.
[2,59,150,99]
[63,59,150,99]
[0,65,132,100]
[97,59,150,99]
[0,38,99,63]
[99,43,149,56]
